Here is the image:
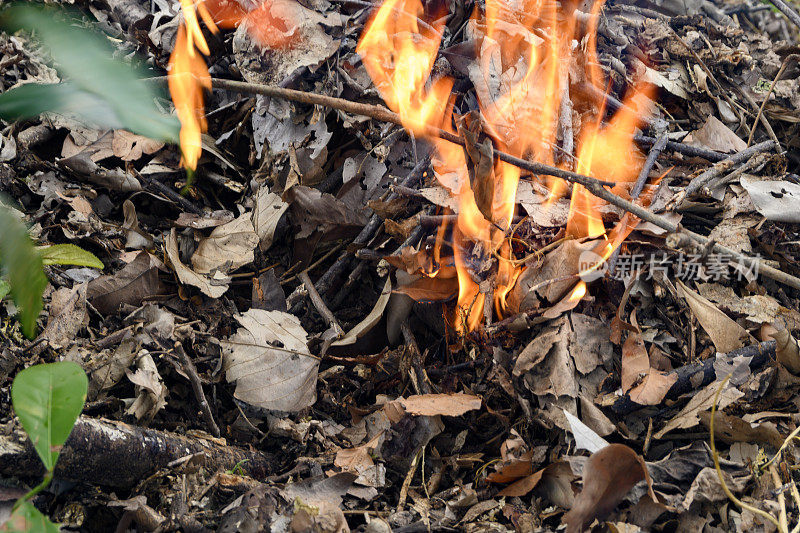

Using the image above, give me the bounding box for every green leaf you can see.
[39,244,104,269]
[0,205,48,339]
[11,362,87,472]
[0,279,10,301]
[0,4,179,142]
[0,501,59,533]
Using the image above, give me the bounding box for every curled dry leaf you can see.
[111,129,164,161]
[165,229,229,298]
[222,309,318,412]
[122,199,154,250]
[563,444,654,533]
[676,280,755,353]
[398,393,482,417]
[332,277,391,347]
[622,332,677,406]
[32,283,88,355]
[253,186,289,252]
[125,352,167,423]
[772,329,800,375]
[654,380,744,438]
[191,212,259,274]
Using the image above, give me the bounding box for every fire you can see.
[358,0,653,333]
[169,0,293,170]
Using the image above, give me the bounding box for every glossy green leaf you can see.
[11,362,87,471]
[39,244,104,269]
[0,501,59,533]
[0,206,48,339]
[0,4,179,142]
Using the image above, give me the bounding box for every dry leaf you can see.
[563,444,654,533]
[252,186,289,251]
[87,251,165,313]
[332,277,391,347]
[111,130,164,161]
[654,380,744,438]
[32,283,88,354]
[683,116,746,153]
[122,199,154,250]
[676,280,755,353]
[393,275,458,302]
[564,410,610,454]
[223,309,318,412]
[165,229,229,298]
[773,329,800,374]
[398,393,482,417]
[740,176,800,223]
[125,352,167,423]
[622,332,677,406]
[191,212,259,274]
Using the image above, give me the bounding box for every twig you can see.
[679,139,777,199]
[155,76,800,291]
[173,342,220,438]
[747,55,800,147]
[635,134,727,162]
[299,271,344,337]
[154,76,620,189]
[609,134,668,273]
[767,0,800,29]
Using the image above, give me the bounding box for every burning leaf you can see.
[676,280,755,353]
[622,332,677,406]
[398,393,482,417]
[191,212,259,274]
[563,444,654,533]
[165,229,229,298]
[222,309,317,412]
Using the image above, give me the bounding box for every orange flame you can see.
[169,0,296,170]
[356,0,655,331]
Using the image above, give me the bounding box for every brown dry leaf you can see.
[191,212,259,274]
[285,185,368,240]
[122,200,154,250]
[175,210,235,229]
[654,380,744,438]
[165,229,229,298]
[393,275,458,303]
[32,283,88,354]
[222,309,318,412]
[622,332,677,406]
[252,186,289,252]
[87,251,165,313]
[111,130,164,161]
[88,338,137,400]
[563,444,654,533]
[334,433,385,488]
[398,393,482,417]
[125,352,167,423]
[698,411,784,449]
[676,280,755,353]
[514,317,577,398]
[683,116,747,153]
[419,186,460,212]
[332,277,391,347]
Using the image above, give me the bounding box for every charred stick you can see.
[609,340,777,415]
[680,139,777,199]
[299,271,344,337]
[173,342,220,438]
[635,134,727,163]
[0,416,273,488]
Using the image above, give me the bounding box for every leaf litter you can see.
[3,0,800,531]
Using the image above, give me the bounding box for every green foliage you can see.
[0,3,179,141]
[0,501,59,533]
[11,362,88,472]
[0,206,48,339]
[39,244,104,269]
